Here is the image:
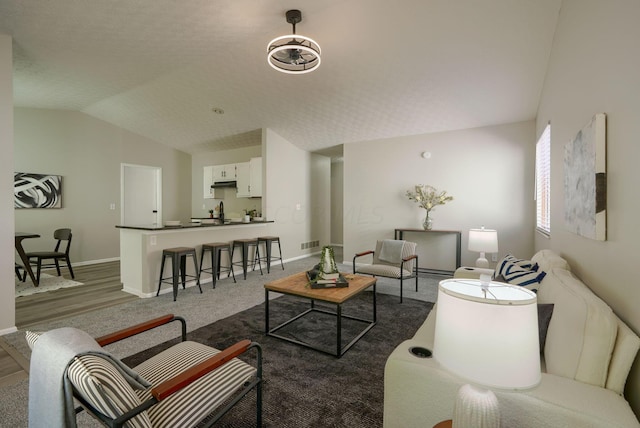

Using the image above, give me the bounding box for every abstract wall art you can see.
[14,172,63,208]
[564,113,607,241]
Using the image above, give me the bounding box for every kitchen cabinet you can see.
[203,166,216,199]
[249,157,262,197]
[236,158,262,198]
[235,162,251,198]
[212,164,236,181]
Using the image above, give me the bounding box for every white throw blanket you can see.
[28,327,150,428]
[379,239,405,264]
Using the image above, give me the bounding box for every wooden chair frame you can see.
[24,228,75,282]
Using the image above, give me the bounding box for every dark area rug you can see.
[122,292,433,427]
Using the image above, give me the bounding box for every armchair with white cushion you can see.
[353,239,418,303]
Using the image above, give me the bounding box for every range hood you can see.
[211,180,237,189]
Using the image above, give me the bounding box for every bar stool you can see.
[200,242,236,288]
[254,236,284,273]
[157,247,202,301]
[231,238,263,280]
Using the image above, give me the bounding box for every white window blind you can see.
[535,124,551,235]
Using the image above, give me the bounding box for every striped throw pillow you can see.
[501,261,547,292]
[496,254,538,278]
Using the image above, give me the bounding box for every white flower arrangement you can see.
[406,185,454,213]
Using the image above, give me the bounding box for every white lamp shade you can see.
[468,228,499,253]
[434,279,541,390]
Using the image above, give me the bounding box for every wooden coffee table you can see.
[264,271,377,357]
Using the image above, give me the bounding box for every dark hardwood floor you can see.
[0,336,29,387]
[1,261,136,387]
[15,260,138,329]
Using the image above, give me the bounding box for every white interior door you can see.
[121,164,162,226]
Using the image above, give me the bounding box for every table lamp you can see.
[468,227,498,268]
[433,278,540,428]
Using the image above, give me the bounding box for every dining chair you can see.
[23,228,75,282]
[15,263,24,281]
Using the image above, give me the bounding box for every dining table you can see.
[15,232,40,286]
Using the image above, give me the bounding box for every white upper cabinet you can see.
[235,162,251,198]
[203,166,216,199]
[249,157,262,197]
[236,157,263,198]
[206,158,261,199]
[212,164,236,181]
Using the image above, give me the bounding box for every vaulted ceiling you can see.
[0,0,561,155]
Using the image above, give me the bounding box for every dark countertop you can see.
[116,220,273,231]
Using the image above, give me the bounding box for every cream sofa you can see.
[384,249,640,427]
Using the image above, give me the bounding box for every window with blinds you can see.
[535,124,551,235]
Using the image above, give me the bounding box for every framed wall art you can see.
[14,172,63,208]
[563,113,606,241]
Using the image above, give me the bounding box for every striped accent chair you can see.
[29,315,262,428]
[353,240,418,303]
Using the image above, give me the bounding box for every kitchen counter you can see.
[117,220,274,297]
[116,220,273,231]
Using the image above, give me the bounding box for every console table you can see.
[394,229,461,275]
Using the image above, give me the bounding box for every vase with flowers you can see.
[406,184,454,230]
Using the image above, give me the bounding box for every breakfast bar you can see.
[117,220,273,297]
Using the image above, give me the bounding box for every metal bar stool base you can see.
[200,242,236,288]
[254,236,284,274]
[157,247,202,301]
[231,239,263,280]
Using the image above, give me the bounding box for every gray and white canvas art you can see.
[564,113,606,241]
[14,172,63,208]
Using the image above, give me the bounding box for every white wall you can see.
[310,153,332,249]
[0,34,16,334]
[14,108,192,264]
[535,0,640,415]
[264,128,330,261]
[344,121,536,270]
[331,160,344,246]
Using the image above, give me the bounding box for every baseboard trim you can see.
[73,257,120,267]
[0,326,18,336]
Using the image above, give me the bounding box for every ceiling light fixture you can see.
[267,9,321,74]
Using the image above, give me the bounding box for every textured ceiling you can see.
[0,0,561,155]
